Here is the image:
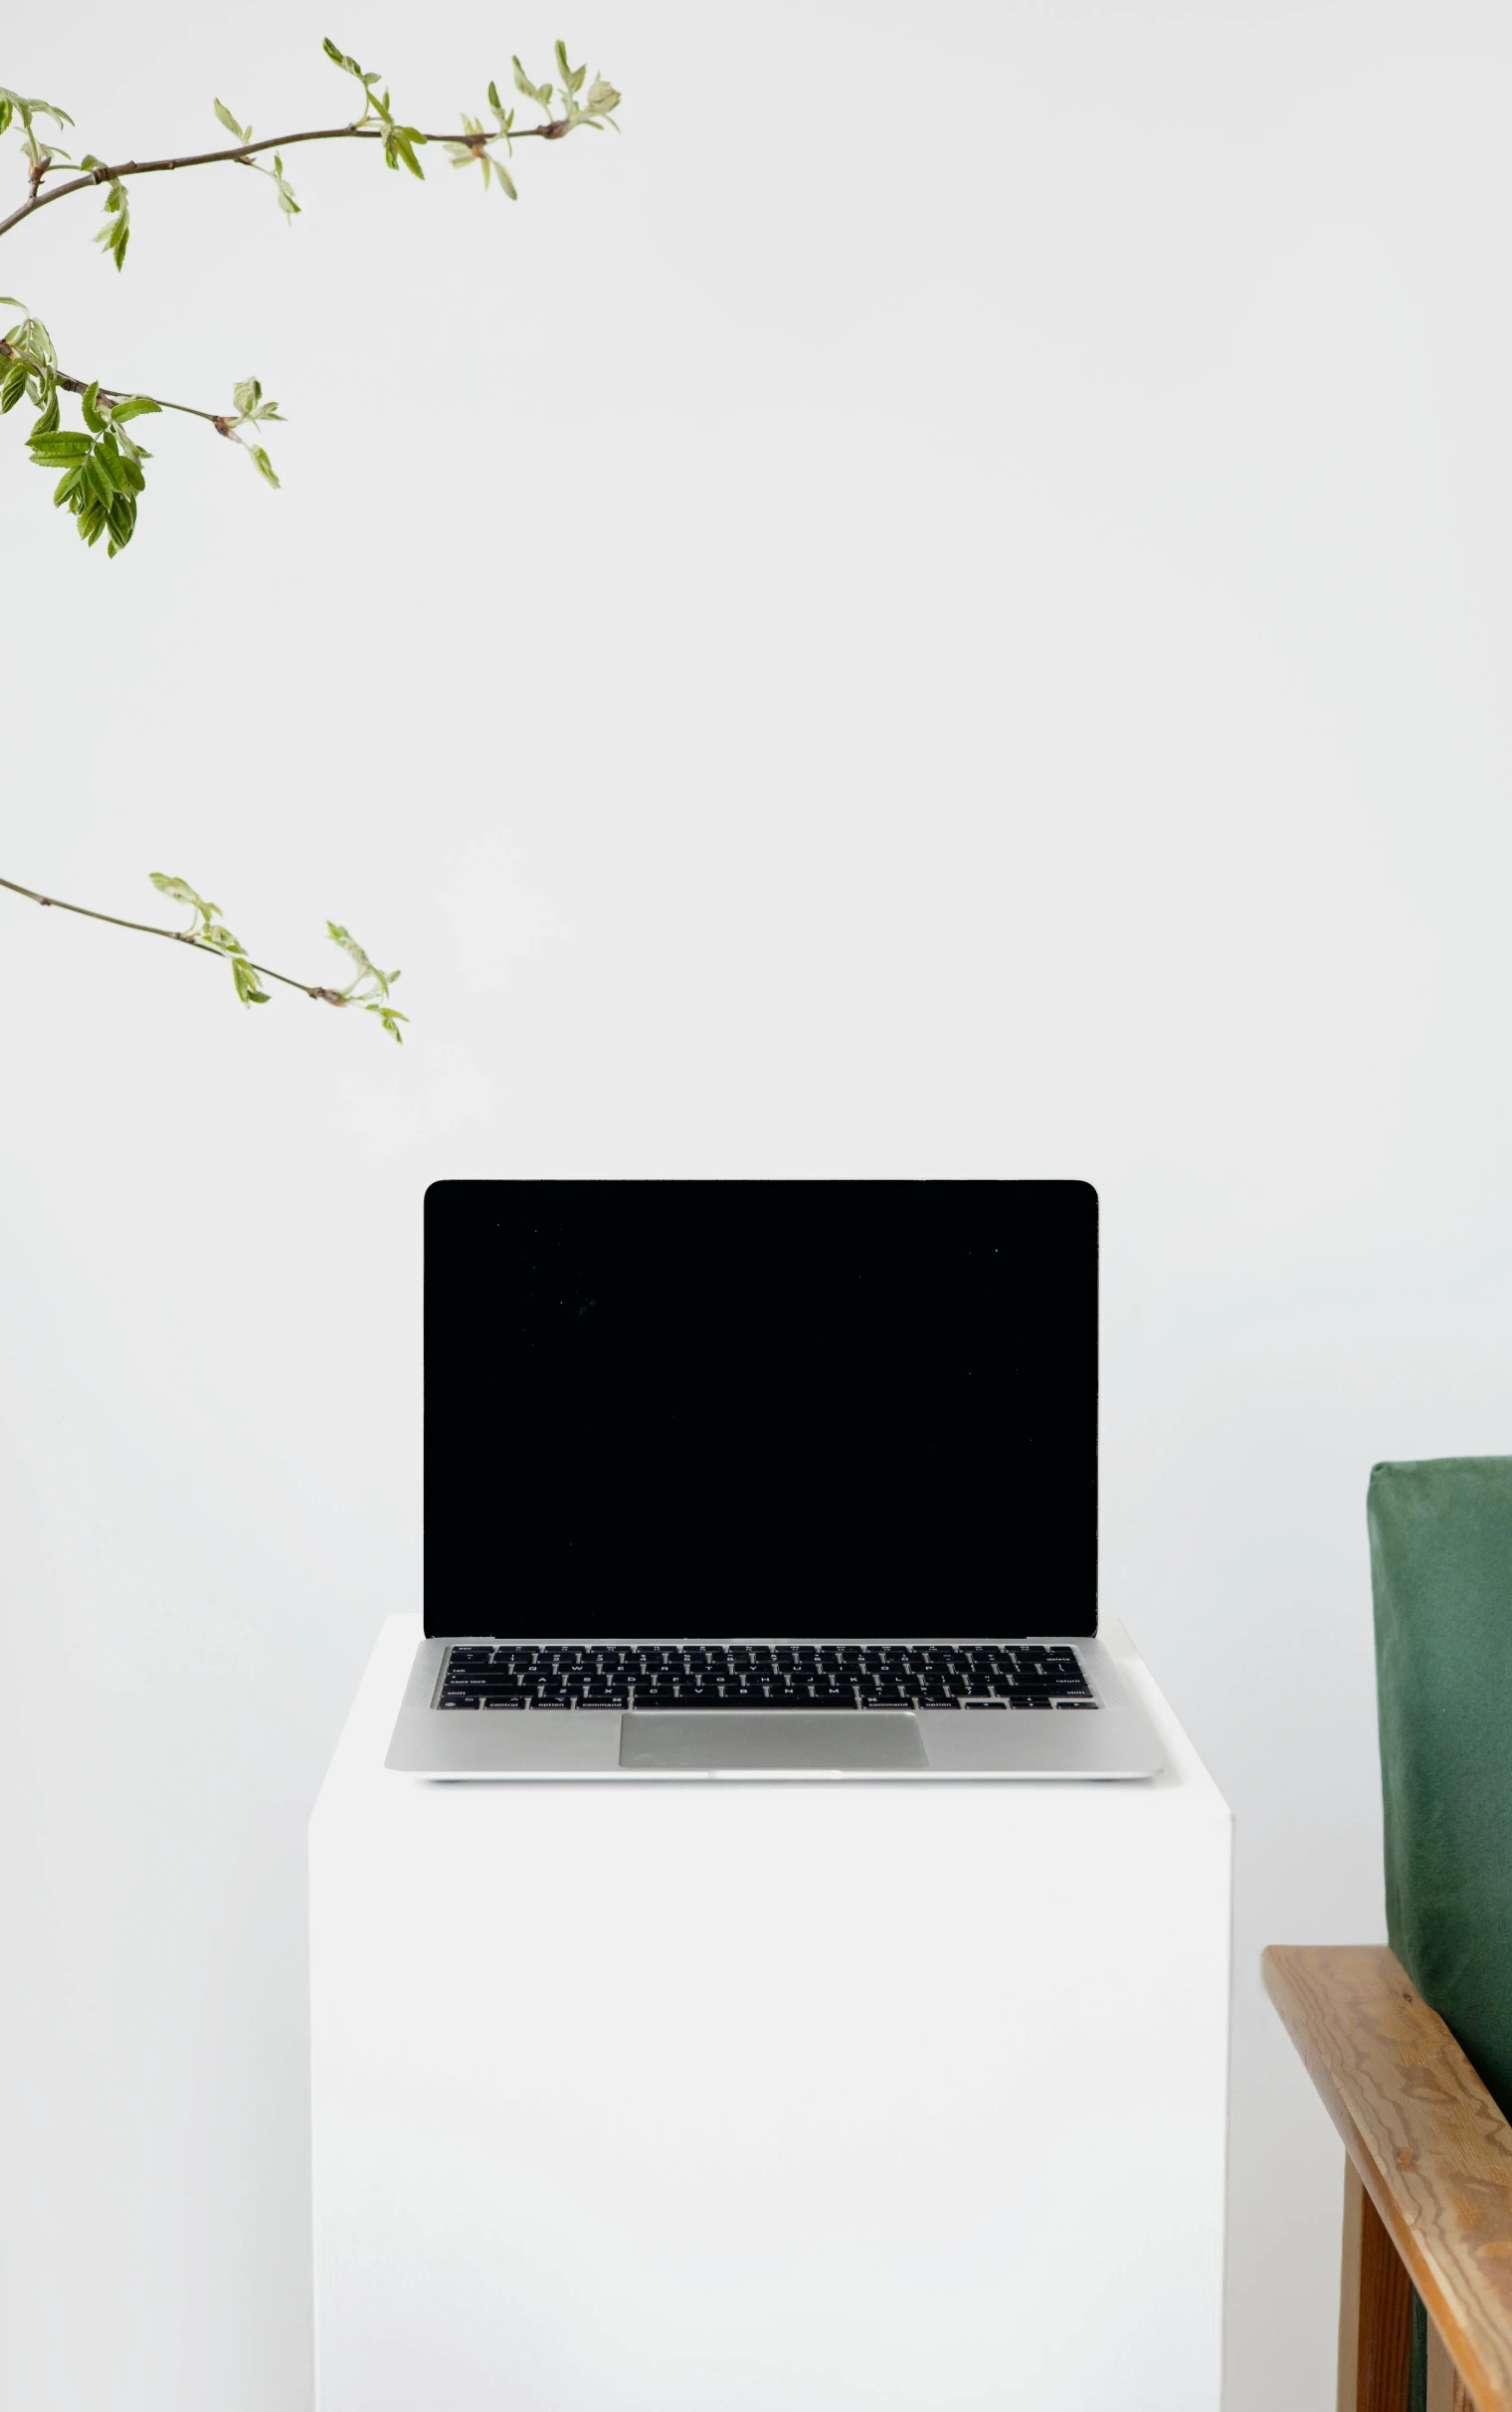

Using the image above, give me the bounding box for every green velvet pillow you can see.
[1370,1457,1512,2412]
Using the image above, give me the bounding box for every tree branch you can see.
[0,875,346,1002]
[0,335,223,425]
[0,116,560,245]
[0,39,615,1038]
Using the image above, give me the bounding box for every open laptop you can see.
[387,1177,1162,1779]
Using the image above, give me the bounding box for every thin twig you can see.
[0,117,558,244]
[0,106,577,422]
[0,875,345,1001]
[0,335,223,424]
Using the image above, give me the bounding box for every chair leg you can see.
[1339,2155,1414,2412]
[1425,2319,1478,2412]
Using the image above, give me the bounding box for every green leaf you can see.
[108,395,160,424]
[228,377,283,429]
[382,125,425,178]
[0,88,75,133]
[512,56,552,108]
[232,955,271,1006]
[214,98,251,142]
[29,392,60,438]
[10,312,57,370]
[29,431,93,460]
[81,379,104,432]
[246,443,281,489]
[92,177,131,273]
[495,161,517,200]
[105,490,136,554]
[272,155,300,217]
[323,38,386,123]
[554,41,586,95]
[150,874,219,922]
[585,77,621,119]
[0,361,27,413]
[326,921,399,1006]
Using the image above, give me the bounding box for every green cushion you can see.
[1370,1456,1512,2412]
[1369,1456,1512,2120]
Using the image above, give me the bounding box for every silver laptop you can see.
[387,1177,1162,1779]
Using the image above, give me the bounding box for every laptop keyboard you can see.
[437,1643,1098,1711]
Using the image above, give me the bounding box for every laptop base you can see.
[385,1638,1164,1779]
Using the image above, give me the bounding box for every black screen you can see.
[424,1179,1097,1640]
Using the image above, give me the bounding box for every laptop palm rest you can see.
[620,1712,928,1772]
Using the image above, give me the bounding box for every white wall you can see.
[3,0,1509,2404]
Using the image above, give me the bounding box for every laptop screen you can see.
[424,1179,1097,1641]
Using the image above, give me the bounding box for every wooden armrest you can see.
[1263,1944,1512,2412]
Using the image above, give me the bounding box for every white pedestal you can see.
[311,1619,1230,2412]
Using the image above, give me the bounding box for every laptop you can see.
[387,1177,1163,1779]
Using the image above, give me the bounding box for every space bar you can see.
[629,1696,864,1710]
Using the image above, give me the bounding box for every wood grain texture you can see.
[1338,2152,1418,2412]
[1342,2153,1365,2412]
[1264,1946,1512,2412]
[1341,2152,1414,2412]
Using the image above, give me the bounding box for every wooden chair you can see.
[1263,1942,1512,2412]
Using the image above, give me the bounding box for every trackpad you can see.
[620,1712,928,1771]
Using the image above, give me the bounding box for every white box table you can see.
[311,1618,1230,2412]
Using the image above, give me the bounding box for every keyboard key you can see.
[638,1696,848,1710]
